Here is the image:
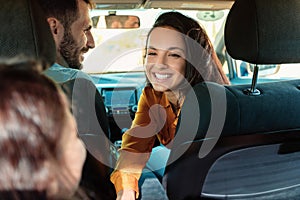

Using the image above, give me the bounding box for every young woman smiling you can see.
[110,11,230,200]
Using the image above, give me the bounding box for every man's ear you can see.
[46,17,64,43]
[47,17,59,35]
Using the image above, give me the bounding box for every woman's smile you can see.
[154,72,172,80]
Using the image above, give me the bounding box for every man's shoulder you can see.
[43,63,94,83]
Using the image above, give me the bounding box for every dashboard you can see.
[102,87,138,116]
[91,72,146,142]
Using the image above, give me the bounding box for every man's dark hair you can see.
[39,0,94,29]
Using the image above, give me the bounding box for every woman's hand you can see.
[116,189,136,200]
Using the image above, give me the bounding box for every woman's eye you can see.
[169,53,181,58]
[147,52,157,56]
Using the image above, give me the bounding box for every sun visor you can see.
[225,0,300,64]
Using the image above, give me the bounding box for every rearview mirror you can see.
[92,15,140,29]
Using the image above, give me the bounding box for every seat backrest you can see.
[0,0,55,68]
[163,0,300,199]
[164,81,300,200]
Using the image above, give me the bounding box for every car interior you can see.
[1,0,300,199]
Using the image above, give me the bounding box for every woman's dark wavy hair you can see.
[0,60,67,197]
[144,11,229,89]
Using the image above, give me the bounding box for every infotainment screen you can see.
[103,88,137,107]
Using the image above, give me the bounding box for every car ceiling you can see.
[93,0,234,10]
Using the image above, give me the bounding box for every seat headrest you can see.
[225,0,300,64]
[0,0,56,69]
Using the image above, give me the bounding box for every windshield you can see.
[83,9,229,74]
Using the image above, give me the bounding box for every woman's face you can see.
[52,93,87,198]
[61,108,86,191]
[145,26,186,92]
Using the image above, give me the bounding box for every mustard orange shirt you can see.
[110,86,181,198]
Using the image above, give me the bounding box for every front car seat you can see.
[163,0,300,199]
[0,0,55,68]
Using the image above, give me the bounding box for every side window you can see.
[226,56,300,83]
[235,60,280,78]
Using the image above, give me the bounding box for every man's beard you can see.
[59,30,82,70]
